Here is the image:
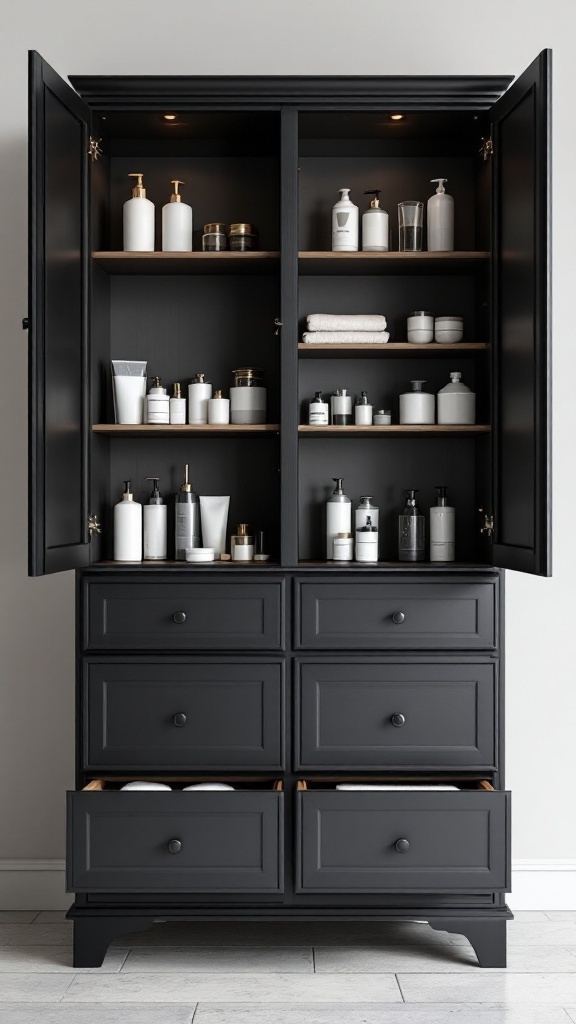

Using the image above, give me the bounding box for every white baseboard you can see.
[0,858,574,912]
[0,860,69,911]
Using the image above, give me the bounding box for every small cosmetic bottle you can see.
[309,391,329,425]
[208,389,231,424]
[231,523,254,561]
[169,382,186,424]
[188,372,213,425]
[146,377,170,424]
[333,532,354,561]
[331,389,353,425]
[354,391,373,425]
[373,409,392,425]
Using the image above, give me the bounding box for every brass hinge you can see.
[88,514,102,537]
[478,508,494,537]
[479,137,493,161]
[274,318,283,336]
[88,137,103,162]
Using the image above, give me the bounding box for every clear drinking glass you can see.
[398,201,424,252]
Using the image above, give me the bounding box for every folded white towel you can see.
[121,781,172,791]
[307,314,387,332]
[183,783,235,791]
[335,784,460,791]
[302,331,389,344]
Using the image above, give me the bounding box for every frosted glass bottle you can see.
[326,478,352,559]
[123,173,155,252]
[162,180,193,252]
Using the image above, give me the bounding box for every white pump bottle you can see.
[123,173,155,252]
[114,480,142,561]
[427,178,454,251]
[326,478,352,559]
[162,180,193,252]
[332,189,359,252]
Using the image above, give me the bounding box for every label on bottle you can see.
[309,406,329,425]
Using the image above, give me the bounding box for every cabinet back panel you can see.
[108,156,279,251]
[108,436,279,561]
[299,157,476,252]
[298,436,479,561]
[106,276,280,422]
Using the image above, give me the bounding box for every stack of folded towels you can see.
[302,313,389,344]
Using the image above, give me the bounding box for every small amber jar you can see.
[229,223,258,252]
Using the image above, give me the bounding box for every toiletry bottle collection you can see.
[325,480,456,563]
[113,466,270,564]
[123,173,259,253]
[308,373,475,427]
[332,179,454,253]
[111,361,267,426]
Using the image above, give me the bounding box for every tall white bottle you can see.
[326,477,352,559]
[123,173,155,252]
[162,180,193,252]
[143,477,168,560]
[362,190,389,251]
[113,480,142,561]
[332,189,359,252]
[430,486,455,562]
[427,178,454,251]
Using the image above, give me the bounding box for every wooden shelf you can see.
[298,251,489,276]
[298,342,487,356]
[93,251,280,275]
[299,424,490,437]
[92,424,279,437]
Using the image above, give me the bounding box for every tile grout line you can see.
[312,946,316,973]
[56,975,77,1002]
[190,1003,199,1023]
[395,972,406,1002]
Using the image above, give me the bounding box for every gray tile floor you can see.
[0,911,573,1022]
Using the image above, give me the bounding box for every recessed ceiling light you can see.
[390,113,404,121]
[164,114,177,121]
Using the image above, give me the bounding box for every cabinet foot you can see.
[429,917,507,968]
[72,916,153,968]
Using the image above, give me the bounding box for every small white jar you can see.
[435,316,463,343]
[399,380,435,424]
[332,532,354,561]
[373,409,392,425]
[208,390,230,424]
[407,310,434,344]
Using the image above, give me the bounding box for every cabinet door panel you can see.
[28,51,91,575]
[491,50,551,576]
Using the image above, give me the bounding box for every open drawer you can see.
[67,779,283,894]
[296,779,510,894]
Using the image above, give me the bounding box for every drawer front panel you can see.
[296,579,497,650]
[296,660,496,769]
[297,790,509,893]
[67,791,283,893]
[84,660,284,770]
[85,580,285,651]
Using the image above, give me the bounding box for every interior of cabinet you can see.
[296,109,492,565]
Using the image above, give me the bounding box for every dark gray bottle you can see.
[398,489,425,561]
[175,463,200,559]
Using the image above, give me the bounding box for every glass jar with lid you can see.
[202,223,227,252]
[229,223,259,252]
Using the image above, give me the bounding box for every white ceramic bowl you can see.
[407,329,434,344]
[435,329,463,343]
[185,547,215,562]
[435,317,463,343]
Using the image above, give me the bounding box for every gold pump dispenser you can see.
[128,173,147,198]
[170,180,185,203]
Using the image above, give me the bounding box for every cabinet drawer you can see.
[296,660,496,770]
[84,580,285,651]
[67,781,283,893]
[84,659,285,771]
[296,782,509,893]
[295,579,497,650]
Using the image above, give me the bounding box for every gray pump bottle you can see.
[175,464,200,559]
[398,489,425,562]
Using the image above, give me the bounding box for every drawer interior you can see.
[297,779,494,791]
[82,778,283,792]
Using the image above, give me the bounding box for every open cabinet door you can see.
[28,52,92,576]
[490,50,552,576]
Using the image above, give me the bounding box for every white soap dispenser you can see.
[162,180,193,252]
[430,485,455,562]
[326,477,352,559]
[143,477,168,560]
[362,190,389,252]
[427,178,454,251]
[113,480,142,561]
[332,188,359,252]
[123,173,155,252]
[437,371,476,424]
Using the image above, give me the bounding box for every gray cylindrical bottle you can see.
[398,489,425,562]
[175,463,200,559]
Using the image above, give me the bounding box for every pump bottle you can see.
[114,480,142,561]
[169,382,187,424]
[362,190,389,252]
[326,478,352,559]
[309,391,329,426]
[332,189,359,252]
[162,180,193,252]
[146,377,169,424]
[355,496,379,532]
[427,178,454,251]
[430,485,455,562]
[123,173,155,252]
[143,477,168,560]
[354,392,373,425]
[175,464,200,559]
[398,489,425,562]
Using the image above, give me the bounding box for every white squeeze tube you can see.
[199,496,230,559]
[112,360,147,424]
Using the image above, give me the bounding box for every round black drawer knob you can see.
[168,839,182,854]
[173,713,187,727]
[173,611,186,624]
[395,838,410,854]
[392,611,405,624]
[391,713,406,728]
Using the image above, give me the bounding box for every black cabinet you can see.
[27,51,552,970]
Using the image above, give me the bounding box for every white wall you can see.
[0,0,574,909]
